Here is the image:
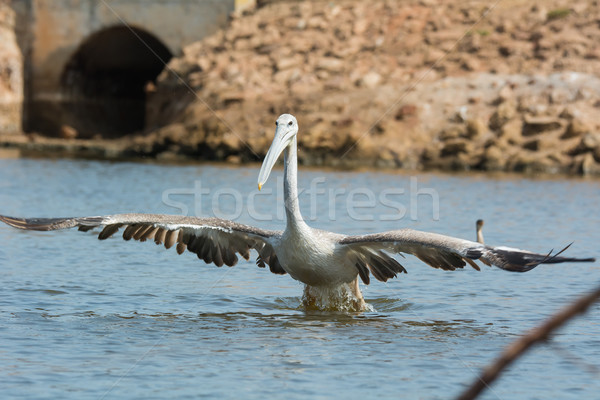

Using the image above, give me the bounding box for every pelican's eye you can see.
[288,121,293,126]
[275,121,278,126]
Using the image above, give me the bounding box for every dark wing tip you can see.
[539,243,596,264]
[0,215,79,231]
[355,261,371,285]
[268,254,286,275]
[487,243,595,272]
[255,252,286,275]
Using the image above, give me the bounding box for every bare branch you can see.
[457,283,600,400]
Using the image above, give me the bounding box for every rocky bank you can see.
[142,0,600,175]
[3,0,600,175]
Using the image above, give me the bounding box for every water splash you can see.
[301,282,375,312]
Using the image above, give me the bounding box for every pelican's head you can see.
[476,219,484,229]
[257,114,298,190]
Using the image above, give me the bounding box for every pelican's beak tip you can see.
[258,183,262,191]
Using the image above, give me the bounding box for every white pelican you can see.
[0,114,595,311]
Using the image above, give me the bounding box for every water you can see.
[0,158,599,399]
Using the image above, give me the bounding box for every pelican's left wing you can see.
[338,229,595,285]
[0,214,286,274]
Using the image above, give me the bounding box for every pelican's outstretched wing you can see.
[338,229,595,285]
[0,214,286,275]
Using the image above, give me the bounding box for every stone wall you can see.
[0,0,23,135]
[145,0,600,174]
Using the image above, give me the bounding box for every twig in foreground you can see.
[457,283,600,400]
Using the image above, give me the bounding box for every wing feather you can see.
[164,230,177,249]
[0,214,285,275]
[339,228,594,274]
[123,224,140,241]
[98,224,121,240]
[355,260,371,285]
[176,241,186,255]
[133,225,153,241]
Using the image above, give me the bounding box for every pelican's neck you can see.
[476,229,484,245]
[283,136,307,232]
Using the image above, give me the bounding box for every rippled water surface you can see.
[0,158,599,399]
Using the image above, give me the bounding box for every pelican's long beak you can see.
[258,125,291,190]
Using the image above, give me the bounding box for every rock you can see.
[594,146,600,163]
[567,132,600,156]
[273,68,300,85]
[276,56,302,71]
[499,118,523,144]
[452,106,468,123]
[421,146,440,162]
[563,118,591,138]
[439,126,464,141]
[158,123,189,144]
[156,150,181,161]
[522,115,562,136]
[221,90,246,104]
[482,145,507,171]
[530,155,562,174]
[497,84,514,103]
[489,101,516,130]
[460,32,481,53]
[460,55,481,71]
[498,41,533,57]
[546,151,571,169]
[465,118,486,139]
[353,18,369,35]
[424,48,446,64]
[522,135,559,152]
[578,152,600,175]
[521,138,538,151]
[440,139,472,157]
[580,133,600,150]
[360,71,382,88]
[225,155,242,164]
[60,125,78,139]
[559,105,578,120]
[548,88,571,104]
[507,151,547,173]
[518,94,542,113]
[323,76,345,90]
[316,57,345,73]
[395,104,418,120]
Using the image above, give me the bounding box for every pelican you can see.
[0,114,595,311]
[476,219,484,244]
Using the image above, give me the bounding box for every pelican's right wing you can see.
[0,213,286,275]
[338,228,595,284]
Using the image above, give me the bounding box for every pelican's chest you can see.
[275,226,345,286]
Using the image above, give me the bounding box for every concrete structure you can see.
[0,2,23,135]
[10,0,255,138]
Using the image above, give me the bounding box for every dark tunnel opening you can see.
[58,25,172,138]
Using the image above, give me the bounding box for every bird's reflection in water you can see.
[93,296,489,341]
